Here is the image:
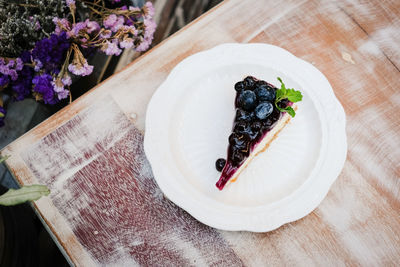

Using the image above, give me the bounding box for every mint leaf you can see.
[286,89,303,102]
[285,106,296,117]
[0,185,50,206]
[275,77,303,117]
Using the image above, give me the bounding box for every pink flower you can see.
[122,25,138,36]
[104,15,125,32]
[53,18,71,36]
[101,39,122,56]
[66,0,75,7]
[57,89,69,100]
[135,38,151,52]
[62,74,72,86]
[103,14,117,29]
[86,19,100,34]
[144,2,155,18]
[69,21,88,37]
[51,78,64,93]
[100,30,112,39]
[68,61,93,76]
[143,18,157,39]
[119,38,133,49]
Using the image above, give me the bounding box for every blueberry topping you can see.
[229,132,248,147]
[255,102,273,120]
[231,150,245,166]
[233,121,247,133]
[251,121,262,132]
[219,76,288,187]
[269,107,281,123]
[215,158,226,172]
[255,85,275,102]
[262,118,273,130]
[255,80,267,87]
[238,90,257,111]
[234,81,245,92]
[277,98,289,108]
[244,76,256,89]
[235,109,254,122]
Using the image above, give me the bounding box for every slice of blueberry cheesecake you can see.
[215,76,302,190]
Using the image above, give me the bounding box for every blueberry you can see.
[255,85,275,102]
[233,121,247,133]
[229,132,248,147]
[262,118,273,130]
[234,81,245,92]
[231,150,245,166]
[235,109,254,122]
[250,121,262,132]
[255,80,268,87]
[238,90,257,111]
[255,102,273,120]
[244,76,257,89]
[277,98,289,108]
[270,107,281,122]
[215,158,226,172]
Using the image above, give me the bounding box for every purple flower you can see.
[15,58,24,71]
[53,18,71,35]
[135,38,151,52]
[68,61,93,76]
[143,18,157,39]
[69,21,88,38]
[8,70,18,81]
[86,20,100,34]
[103,15,124,32]
[144,2,155,18]
[11,65,33,101]
[62,75,72,86]
[119,37,133,49]
[33,59,43,72]
[51,78,64,93]
[32,74,57,104]
[103,14,117,29]
[101,39,122,56]
[32,32,70,74]
[100,30,112,39]
[20,51,31,63]
[0,74,9,87]
[0,106,6,127]
[66,0,75,8]
[0,58,21,80]
[57,89,69,100]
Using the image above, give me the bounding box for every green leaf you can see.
[0,185,50,206]
[286,89,303,102]
[0,112,4,118]
[285,106,296,117]
[274,77,303,117]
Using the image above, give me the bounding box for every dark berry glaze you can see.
[215,76,291,190]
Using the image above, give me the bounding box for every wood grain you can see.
[2,0,400,265]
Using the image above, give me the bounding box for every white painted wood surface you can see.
[2,0,400,265]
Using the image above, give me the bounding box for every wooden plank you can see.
[2,0,400,265]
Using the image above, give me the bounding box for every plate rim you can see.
[144,43,347,232]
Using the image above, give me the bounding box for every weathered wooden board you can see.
[2,0,400,265]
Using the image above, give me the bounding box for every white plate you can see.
[144,43,347,232]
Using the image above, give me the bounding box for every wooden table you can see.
[2,0,400,265]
